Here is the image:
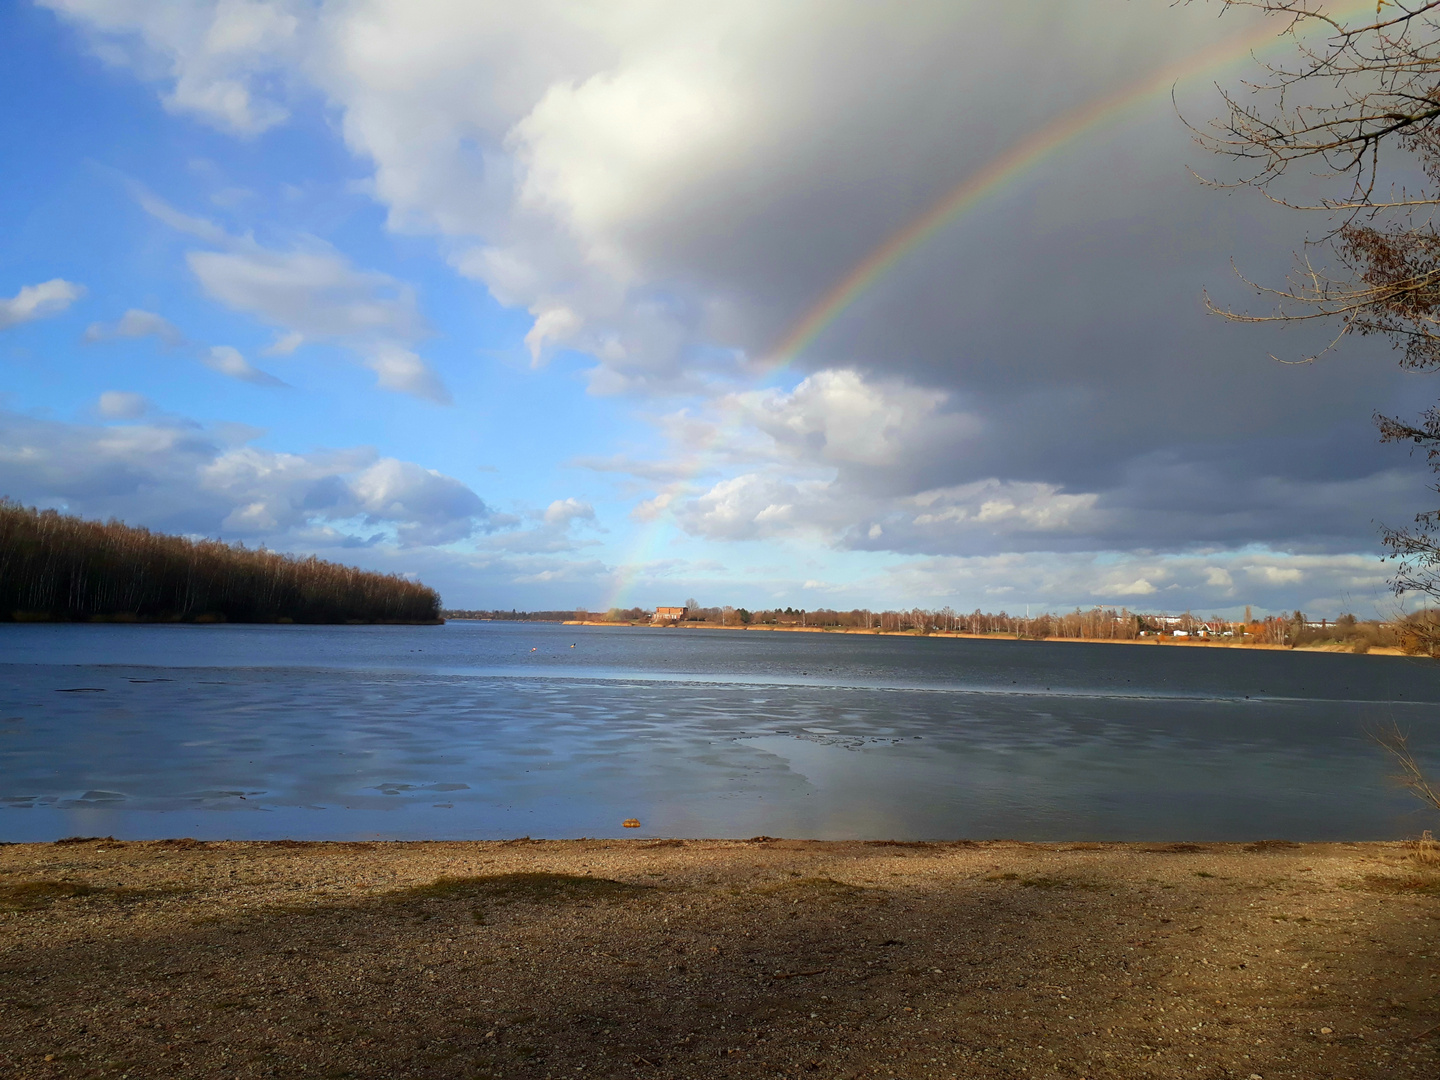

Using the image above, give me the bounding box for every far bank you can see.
[549,618,1411,656]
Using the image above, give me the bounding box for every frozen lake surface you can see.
[2,620,1438,841]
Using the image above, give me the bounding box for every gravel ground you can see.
[1,837,1436,1079]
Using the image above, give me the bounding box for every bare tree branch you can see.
[1372,721,1440,811]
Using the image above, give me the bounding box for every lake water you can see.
[2,621,1438,842]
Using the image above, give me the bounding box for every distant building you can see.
[653,606,687,622]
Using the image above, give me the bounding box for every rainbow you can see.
[602,3,1374,610]
[761,8,1368,371]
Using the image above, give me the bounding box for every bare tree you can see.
[1198,1,1440,646]
[1373,722,1440,812]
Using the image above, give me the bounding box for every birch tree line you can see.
[0,501,440,623]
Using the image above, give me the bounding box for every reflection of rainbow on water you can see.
[602,3,1375,612]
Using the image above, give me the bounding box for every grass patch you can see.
[754,876,869,901]
[1363,873,1440,895]
[0,879,176,911]
[1410,831,1440,867]
[390,872,647,907]
[983,872,1095,889]
[1245,840,1301,852]
[1018,876,1099,890]
[865,840,935,849]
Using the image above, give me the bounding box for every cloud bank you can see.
[0,408,488,547]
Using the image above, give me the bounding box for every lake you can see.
[2,621,1438,842]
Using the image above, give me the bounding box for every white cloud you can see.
[905,481,1099,533]
[186,244,425,345]
[0,279,84,330]
[1205,566,1234,590]
[84,307,285,386]
[523,305,582,366]
[134,186,231,243]
[631,489,676,523]
[1112,578,1156,597]
[727,369,974,469]
[261,330,304,356]
[364,344,450,404]
[543,497,595,527]
[85,308,186,346]
[130,190,448,401]
[671,469,1107,550]
[617,362,1426,560]
[676,474,815,541]
[349,458,486,544]
[630,368,1103,549]
[203,345,286,386]
[478,496,599,554]
[40,0,301,135]
[1252,565,1304,586]
[96,390,149,419]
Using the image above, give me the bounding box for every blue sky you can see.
[0,1,1427,617]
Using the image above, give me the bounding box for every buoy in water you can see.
[622,818,641,828]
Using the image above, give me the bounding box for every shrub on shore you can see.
[0,500,440,624]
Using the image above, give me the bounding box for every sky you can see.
[0,0,1428,618]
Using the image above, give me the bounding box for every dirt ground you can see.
[1,838,1437,1080]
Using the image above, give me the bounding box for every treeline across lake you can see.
[0,501,441,624]
[667,605,1405,650]
[463,602,1420,652]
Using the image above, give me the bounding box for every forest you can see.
[0,501,441,624]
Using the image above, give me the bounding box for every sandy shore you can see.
[556,621,1406,655]
[2,838,1437,1079]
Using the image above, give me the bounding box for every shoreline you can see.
[3,836,1434,1079]
[555,618,1408,655]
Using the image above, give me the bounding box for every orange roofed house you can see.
[652,606,688,622]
